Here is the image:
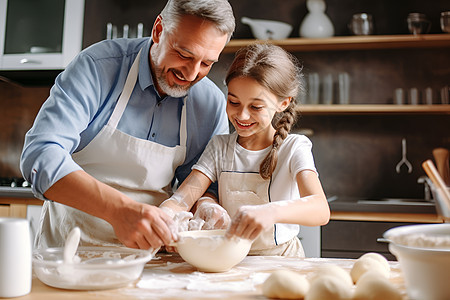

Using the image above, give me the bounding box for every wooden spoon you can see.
[422,160,450,209]
[432,148,450,186]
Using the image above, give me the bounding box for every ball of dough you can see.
[353,271,402,300]
[305,275,353,300]
[262,270,310,299]
[351,257,389,283]
[359,253,390,273]
[308,264,353,288]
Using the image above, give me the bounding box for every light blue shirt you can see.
[20,38,229,199]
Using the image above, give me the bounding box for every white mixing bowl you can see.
[241,17,293,40]
[176,229,252,272]
[384,224,450,300]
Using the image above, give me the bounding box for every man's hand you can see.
[110,202,176,251]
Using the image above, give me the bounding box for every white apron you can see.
[36,49,187,248]
[218,135,304,257]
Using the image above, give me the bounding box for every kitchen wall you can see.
[0,0,449,200]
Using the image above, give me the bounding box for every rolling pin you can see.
[433,148,450,186]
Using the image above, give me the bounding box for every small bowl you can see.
[33,246,153,290]
[241,17,293,40]
[384,224,450,300]
[176,229,252,272]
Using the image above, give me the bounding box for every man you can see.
[20,0,235,250]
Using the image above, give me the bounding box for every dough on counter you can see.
[353,271,402,300]
[305,275,353,300]
[359,252,390,273]
[351,255,390,283]
[262,270,310,299]
[307,264,353,288]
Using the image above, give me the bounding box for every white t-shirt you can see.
[193,132,318,244]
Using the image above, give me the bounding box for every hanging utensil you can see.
[395,138,413,173]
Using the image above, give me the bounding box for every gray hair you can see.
[160,0,235,41]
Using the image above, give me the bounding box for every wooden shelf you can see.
[224,34,450,53]
[297,105,450,115]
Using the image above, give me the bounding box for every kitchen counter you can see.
[18,253,407,299]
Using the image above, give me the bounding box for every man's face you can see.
[150,15,229,98]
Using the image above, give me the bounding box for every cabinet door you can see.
[321,220,415,260]
[0,0,84,70]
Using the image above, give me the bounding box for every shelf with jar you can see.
[223,34,450,53]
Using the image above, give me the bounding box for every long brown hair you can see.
[225,43,304,179]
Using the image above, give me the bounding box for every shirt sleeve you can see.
[20,52,102,199]
[288,135,318,180]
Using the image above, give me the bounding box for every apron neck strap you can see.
[108,48,143,129]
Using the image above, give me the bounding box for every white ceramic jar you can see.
[0,218,32,298]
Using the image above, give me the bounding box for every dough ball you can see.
[307,264,353,288]
[359,253,390,273]
[351,257,389,283]
[353,271,402,300]
[262,270,310,299]
[305,275,353,300]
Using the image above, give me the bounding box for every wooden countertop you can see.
[19,253,407,299]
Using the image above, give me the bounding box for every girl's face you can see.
[227,77,290,147]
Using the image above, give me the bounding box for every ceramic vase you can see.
[299,0,334,38]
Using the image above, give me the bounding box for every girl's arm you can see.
[227,170,330,240]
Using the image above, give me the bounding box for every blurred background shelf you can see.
[298,104,450,115]
[224,34,450,53]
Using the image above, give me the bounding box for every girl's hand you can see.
[193,202,231,230]
[227,204,275,241]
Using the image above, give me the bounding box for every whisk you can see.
[395,138,413,174]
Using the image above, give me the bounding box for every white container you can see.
[241,17,293,40]
[176,229,252,272]
[0,218,32,298]
[299,0,334,38]
[384,224,450,300]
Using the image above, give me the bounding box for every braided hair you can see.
[225,43,304,180]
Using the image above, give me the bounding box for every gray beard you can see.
[156,71,190,98]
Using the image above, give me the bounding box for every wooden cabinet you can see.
[321,220,415,260]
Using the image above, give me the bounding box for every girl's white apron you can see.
[36,49,187,248]
[218,135,304,257]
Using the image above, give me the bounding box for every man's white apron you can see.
[36,49,187,248]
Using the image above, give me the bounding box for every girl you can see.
[161,43,330,257]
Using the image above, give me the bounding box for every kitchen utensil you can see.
[395,138,413,173]
[64,227,81,264]
[383,224,450,300]
[440,11,450,33]
[422,160,450,208]
[430,185,450,222]
[349,13,374,35]
[322,73,333,104]
[299,0,334,38]
[432,148,450,186]
[0,218,31,298]
[408,87,419,105]
[394,88,404,105]
[307,72,320,104]
[33,246,153,290]
[241,17,293,40]
[407,13,431,35]
[174,229,252,272]
[338,72,350,104]
[424,87,433,105]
